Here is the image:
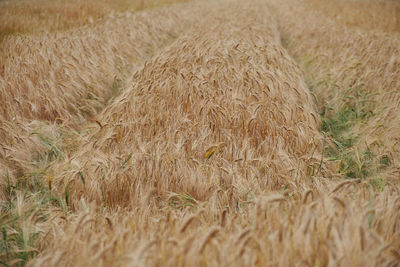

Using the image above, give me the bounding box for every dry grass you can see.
[1,0,400,266]
[268,0,400,182]
[0,0,188,38]
[304,0,400,34]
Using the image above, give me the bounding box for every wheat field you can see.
[0,0,399,266]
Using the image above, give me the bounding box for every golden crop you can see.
[1,0,399,266]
